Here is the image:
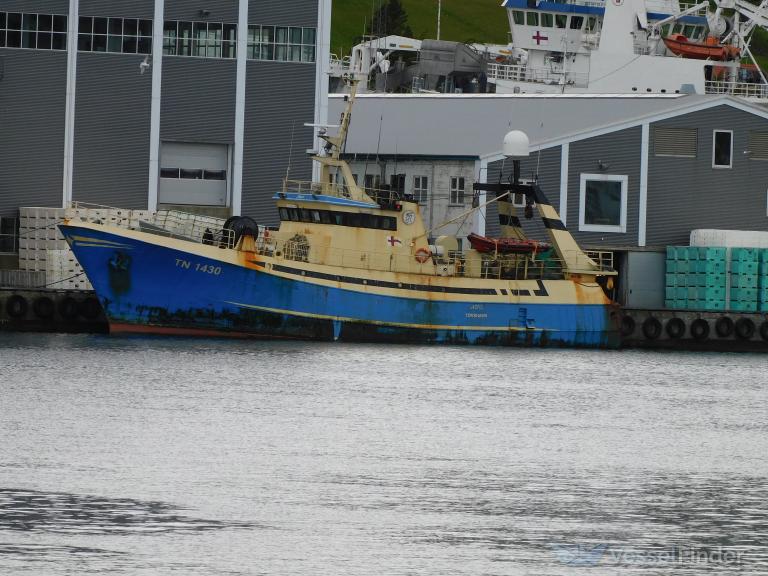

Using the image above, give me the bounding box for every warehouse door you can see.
[159,143,229,206]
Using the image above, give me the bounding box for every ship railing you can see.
[704,80,768,100]
[281,179,408,208]
[144,210,236,248]
[486,63,589,88]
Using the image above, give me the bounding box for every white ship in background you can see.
[330,0,768,100]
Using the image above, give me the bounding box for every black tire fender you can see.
[642,317,662,340]
[58,297,79,320]
[32,297,55,320]
[690,318,710,341]
[666,318,686,339]
[5,295,28,318]
[715,316,734,338]
[735,317,756,340]
[78,297,102,320]
[620,315,636,336]
[760,321,768,342]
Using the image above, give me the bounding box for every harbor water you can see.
[1,333,767,575]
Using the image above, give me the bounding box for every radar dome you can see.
[503,130,530,158]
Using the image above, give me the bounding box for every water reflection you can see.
[0,488,251,535]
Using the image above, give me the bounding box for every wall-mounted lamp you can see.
[199,9,211,17]
[597,160,610,171]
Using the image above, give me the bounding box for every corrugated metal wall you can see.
[161,58,237,144]
[647,105,768,246]
[0,0,68,13]
[0,50,67,217]
[73,53,152,208]
[165,0,238,23]
[567,127,641,246]
[79,0,155,18]
[486,146,562,240]
[249,0,317,26]
[241,60,316,223]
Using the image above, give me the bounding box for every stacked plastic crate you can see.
[729,248,760,312]
[758,250,768,312]
[665,246,727,310]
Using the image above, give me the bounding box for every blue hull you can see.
[60,224,620,348]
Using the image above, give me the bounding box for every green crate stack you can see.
[730,248,760,313]
[665,246,727,310]
[760,250,768,312]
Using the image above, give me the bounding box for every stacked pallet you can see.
[18,206,154,290]
[665,247,727,311]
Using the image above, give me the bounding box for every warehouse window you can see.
[0,12,67,50]
[78,17,152,54]
[413,176,429,204]
[247,25,315,62]
[653,126,697,157]
[579,173,627,233]
[748,131,768,160]
[163,20,236,58]
[712,130,733,168]
[450,177,466,205]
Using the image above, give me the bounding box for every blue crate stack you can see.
[760,249,768,313]
[665,246,727,310]
[730,248,760,312]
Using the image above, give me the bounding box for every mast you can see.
[313,78,374,203]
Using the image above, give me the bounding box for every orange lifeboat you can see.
[663,34,740,61]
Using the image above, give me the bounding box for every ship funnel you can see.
[503,130,530,158]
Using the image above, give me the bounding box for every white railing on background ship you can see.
[486,63,589,88]
[704,80,768,100]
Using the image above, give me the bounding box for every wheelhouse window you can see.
[712,130,733,168]
[570,16,584,30]
[512,11,525,25]
[450,177,466,205]
[413,176,429,204]
[579,174,628,233]
[278,208,397,231]
[541,13,554,27]
[526,12,538,26]
[555,15,568,28]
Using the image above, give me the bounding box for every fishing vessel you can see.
[330,0,768,100]
[59,80,620,348]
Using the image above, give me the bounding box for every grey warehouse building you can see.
[0,0,331,221]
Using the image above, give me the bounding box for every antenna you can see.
[284,120,297,184]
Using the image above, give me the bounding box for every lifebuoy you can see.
[415,248,431,264]
[620,315,636,336]
[690,318,710,341]
[642,317,662,340]
[666,318,686,339]
[715,316,734,338]
[33,297,55,320]
[760,321,768,342]
[735,317,756,340]
[58,297,79,320]
[5,295,28,318]
[78,297,102,320]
